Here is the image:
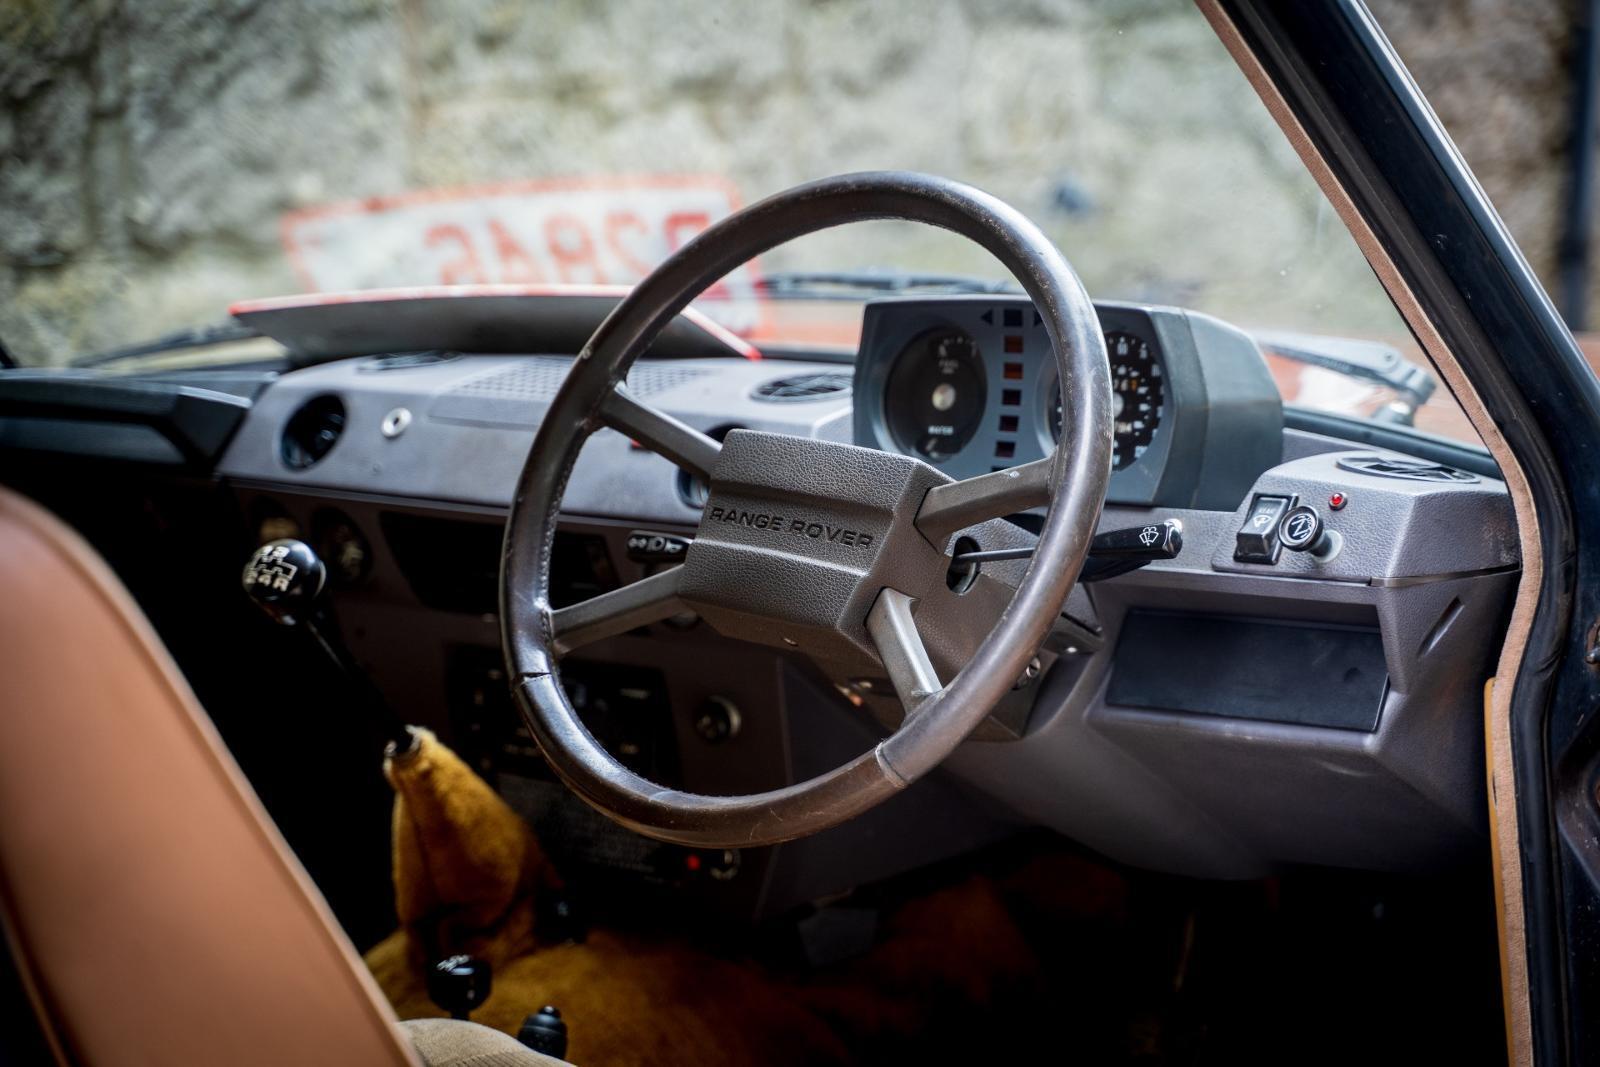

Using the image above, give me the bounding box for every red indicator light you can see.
[684,853,702,872]
[1004,336,1024,354]
[1329,492,1347,510]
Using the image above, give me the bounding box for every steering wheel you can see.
[502,172,1111,848]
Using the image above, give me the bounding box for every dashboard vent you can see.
[751,372,853,402]
[1335,455,1479,484]
[280,394,346,470]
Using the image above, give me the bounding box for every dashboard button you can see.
[1234,493,1294,563]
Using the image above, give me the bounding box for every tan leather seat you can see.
[0,488,561,1066]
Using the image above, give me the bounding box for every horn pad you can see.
[680,430,953,662]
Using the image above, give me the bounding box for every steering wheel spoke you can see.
[549,565,686,657]
[915,456,1054,546]
[599,386,722,482]
[866,588,943,714]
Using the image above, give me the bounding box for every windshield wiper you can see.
[1250,329,1437,426]
[72,320,263,368]
[754,270,1021,301]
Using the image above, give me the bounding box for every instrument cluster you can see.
[851,296,1283,511]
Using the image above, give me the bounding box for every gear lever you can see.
[241,539,414,754]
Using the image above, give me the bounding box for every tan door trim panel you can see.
[1195,3,1540,1064]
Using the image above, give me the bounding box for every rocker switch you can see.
[1234,493,1295,564]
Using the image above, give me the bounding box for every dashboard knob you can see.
[1278,504,1332,555]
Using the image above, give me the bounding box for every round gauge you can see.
[1042,330,1165,470]
[883,329,987,461]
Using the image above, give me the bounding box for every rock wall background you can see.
[0,0,1580,365]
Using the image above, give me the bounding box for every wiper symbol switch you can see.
[1234,493,1294,564]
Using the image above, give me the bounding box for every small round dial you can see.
[1045,329,1165,470]
[883,329,987,461]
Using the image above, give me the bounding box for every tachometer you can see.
[1045,329,1164,470]
[883,329,987,461]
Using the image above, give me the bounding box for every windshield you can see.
[0,1,1477,444]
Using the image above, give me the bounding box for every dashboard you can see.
[0,291,1521,922]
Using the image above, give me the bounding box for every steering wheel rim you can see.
[502,171,1111,848]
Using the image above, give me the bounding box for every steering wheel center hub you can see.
[680,429,951,661]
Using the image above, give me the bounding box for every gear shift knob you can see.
[241,539,327,625]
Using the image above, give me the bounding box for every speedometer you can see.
[1045,329,1165,470]
[883,329,987,461]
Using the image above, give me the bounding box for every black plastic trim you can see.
[0,373,257,469]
